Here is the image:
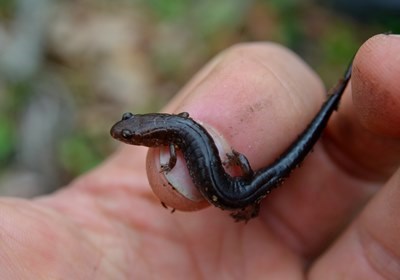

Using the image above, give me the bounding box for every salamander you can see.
[110,62,352,221]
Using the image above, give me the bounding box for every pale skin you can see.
[1,34,400,279]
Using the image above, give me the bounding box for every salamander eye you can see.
[121,129,133,139]
[121,112,134,120]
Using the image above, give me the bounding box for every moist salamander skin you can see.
[110,63,352,221]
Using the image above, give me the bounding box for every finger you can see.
[259,35,400,260]
[324,34,400,181]
[147,42,326,211]
[308,168,400,279]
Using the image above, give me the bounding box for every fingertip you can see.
[353,34,400,137]
[146,147,209,211]
[146,121,240,211]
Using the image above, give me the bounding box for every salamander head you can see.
[110,112,147,145]
[110,112,170,147]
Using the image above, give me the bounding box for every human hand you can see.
[1,34,399,279]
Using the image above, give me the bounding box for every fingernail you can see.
[161,122,231,200]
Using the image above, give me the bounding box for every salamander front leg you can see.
[225,150,254,180]
[177,112,190,118]
[160,143,177,173]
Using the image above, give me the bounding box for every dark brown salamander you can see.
[110,63,352,221]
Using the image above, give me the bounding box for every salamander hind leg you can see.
[225,150,254,180]
[230,203,260,222]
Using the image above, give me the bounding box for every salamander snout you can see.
[110,122,132,140]
[110,112,135,140]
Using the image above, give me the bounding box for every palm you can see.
[0,141,372,279]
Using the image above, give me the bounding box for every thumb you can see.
[146,42,325,212]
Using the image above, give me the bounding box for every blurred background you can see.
[0,0,399,197]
